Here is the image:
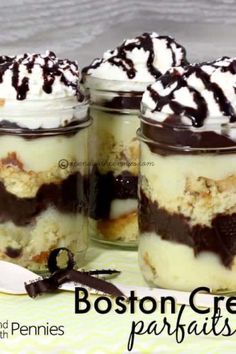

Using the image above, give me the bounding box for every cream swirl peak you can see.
[141,56,236,128]
[82,32,187,90]
[0,51,83,101]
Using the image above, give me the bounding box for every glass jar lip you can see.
[0,118,92,135]
[90,104,140,115]
[137,128,236,153]
[84,75,152,93]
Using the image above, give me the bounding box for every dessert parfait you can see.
[0,51,90,272]
[138,57,236,291]
[83,32,187,246]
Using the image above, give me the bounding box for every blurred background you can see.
[0,0,235,66]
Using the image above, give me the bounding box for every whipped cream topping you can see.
[82,32,187,91]
[0,51,87,129]
[0,51,82,100]
[141,56,236,128]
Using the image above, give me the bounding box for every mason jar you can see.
[0,99,90,272]
[86,77,148,247]
[138,112,236,292]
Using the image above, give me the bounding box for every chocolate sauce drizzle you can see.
[82,33,187,81]
[25,248,124,298]
[0,51,83,101]
[145,58,236,128]
[0,172,88,227]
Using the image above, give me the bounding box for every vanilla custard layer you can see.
[140,141,236,227]
[0,128,88,171]
[139,232,236,292]
[89,108,139,175]
[110,199,137,219]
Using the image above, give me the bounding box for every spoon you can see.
[0,260,40,294]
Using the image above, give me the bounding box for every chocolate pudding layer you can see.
[0,171,87,226]
[140,118,236,153]
[139,57,236,291]
[89,165,137,220]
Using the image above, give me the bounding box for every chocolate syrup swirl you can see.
[143,57,236,128]
[147,83,208,128]
[82,32,188,81]
[107,33,162,79]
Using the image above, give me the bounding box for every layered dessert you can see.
[138,57,236,291]
[0,51,90,271]
[83,32,188,245]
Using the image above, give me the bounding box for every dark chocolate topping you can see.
[11,61,29,100]
[139,189,236,267]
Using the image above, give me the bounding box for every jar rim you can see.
[137,128,236,153]
[90,104,140,115]
[140,109,236,131]
[0,96,89,110]
[0,117,92,135]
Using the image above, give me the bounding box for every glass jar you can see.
[87,77,147,247]
[0,99,90,273]
[138,112,236,292]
